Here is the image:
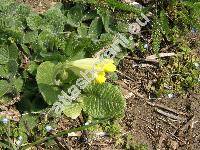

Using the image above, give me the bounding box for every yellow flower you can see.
[95,72,106,84]
[101,59,116,72]
[70,58,116,84]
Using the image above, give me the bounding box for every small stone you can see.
[95,131,108,136]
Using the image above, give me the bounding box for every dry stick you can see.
[157,117,178,129]
[177,116,196,136]
[157,131,167,150]
[155,108,186,121]
[20,119,108,150]
[166,130,186,145]
[146,101,187,116]
[116,70,136,82]
[146,52,176,61]
[54,137,70,150]
[125,56,159,65]
[145,67,159,78]
[115,80,144,99]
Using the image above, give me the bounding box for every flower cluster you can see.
[70,58,116,84]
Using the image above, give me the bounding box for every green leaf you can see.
[0,46,9,64]
[8,43,18,60]
[27,61,38,75]
[21,44,30,55]
[0,0,14,8]
[36,61,61,105]
[97,7,112,32]
[0,96,12,105]
[38,30,60,53]
[63,100,83,119]
[83,83,126,119]
[43,6,66,33]
[66,4,84,27]
[26,13,43,30]
[23,31,38,44]
[152,21,162,53]
[0,65,8,78]
[0,80,11,97]
[18,114,39,143]
[160,10,169,36]
[77,23,88,37]
[7,60,18,78]
[106,0,141,14]
[114,21,129,32]
[88,17,103,40]
[12,77,23,93]
[16,4,30,18]
[63,32,91,58]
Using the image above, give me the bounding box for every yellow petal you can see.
[95,72,106,84]
[104,62,116,72]
[71,58,99,70]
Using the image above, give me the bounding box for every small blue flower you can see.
[2,118,9,124]
[18,136,23,141]
[191,28,197,33]
[144,43,148,49]
[16,140,22,146]
[84,122,90,125]
[194,62,199,68]
[45,125,52,132]
[168,93,174,99]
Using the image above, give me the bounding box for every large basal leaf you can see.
[66,4,84,27]
[63,32,91,59]
[8,43,19,60]
[43,5,66,33]
[77,23,88,38]
[88,17,103,41]
[12,77,23,93]
[0,46,9,64]
[36,61,61,105]
[97,7,112,32]
[0,44,18,65]
[18,114,39,144]
[63,100,83,119]
[0,65,8,78]
[26,13,44,30]
[0,80,11,97]
[83,83,126,119]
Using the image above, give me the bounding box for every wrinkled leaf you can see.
[83,83,125,119]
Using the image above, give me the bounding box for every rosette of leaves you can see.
[0,43,23,104]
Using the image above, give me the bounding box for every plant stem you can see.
[20,120,107,150]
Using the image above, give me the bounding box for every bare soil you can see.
[16,0,59,13]
[119,57,200,150]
